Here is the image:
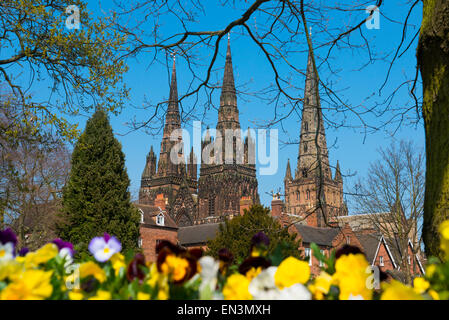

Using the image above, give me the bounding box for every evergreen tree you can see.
[206,205,301,264]
[58,109,140,254]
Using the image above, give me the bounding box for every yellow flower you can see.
[147,264,169,300]
[245,267,262,281]
[381,280,423,300]
[79,261,106,283]
[88,290,111,300]
[426,264,437,277]
[274,257,310,289]
[428,289,440,300]
[0,269,53,300]
[308,271,333,300]
[137,292,150,300]
[110,253,125,276]
[223,274,252,300]
[333,253,372,300]
[439,220,449,258]
[24,243,58,268]
[0,260,23,281]
[413,277,430,294]
[160,254,189,282]
[68,290,84,300]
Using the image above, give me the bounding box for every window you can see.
[139,209,144,224]
[379,256,384,267]
[407,255,411,265]
[209,196,215,215]
[296,191,300,201]
[346,236,351,244]
[320,250,325,267]
[156,213,165,226]
[138,238,143,248]
[302,169,308,178]
[305,248,312,266]
[304,121,308,132]
[306,190,310,200]
[304,142,308,153]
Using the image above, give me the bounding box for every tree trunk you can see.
[419,0,449,258]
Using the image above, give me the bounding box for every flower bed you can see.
[1,223,449,300]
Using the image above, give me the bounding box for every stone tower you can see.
[197,38,259,219]
[139,57,198,225]
[284,46,347,227]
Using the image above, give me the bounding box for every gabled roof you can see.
[135,203,177,229]
[178,223,221,246]
[294,224,340,246]
[354,232,382,264]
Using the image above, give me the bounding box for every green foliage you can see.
[0,0,129,143]
[206,204,301,264]
[57,109,140,254]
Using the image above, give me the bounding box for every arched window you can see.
[209,196,215,215]
[304,142,308,153]
[297,191,300,201]
[304,121,308,132]
[302,169,308,178]
[306,190,310,200]
[156,212,165,226]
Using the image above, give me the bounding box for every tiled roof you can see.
[354,232,382,264]
[134,203,177,229]
[178,223,221,246]
[294,224,340,246]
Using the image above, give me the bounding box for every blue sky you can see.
[19,1,426,212]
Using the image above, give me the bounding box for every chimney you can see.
[271,192,284,218]
[154,193,167,210]
[239,196,253,216]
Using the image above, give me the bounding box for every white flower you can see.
[59,247,73,268]
[348,294,364,300]
[198,256,219,299]
[88,233,122,263]
[249,267,283,300]
[0,242,14,262]
[279,283,312,300]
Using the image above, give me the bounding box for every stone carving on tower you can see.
[284,44,347,227]
[139,57,198,226]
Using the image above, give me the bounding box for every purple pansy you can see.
[52,238,75,258]
[18,247,29,257]
[0,228,17,247]
[88,233,121,262]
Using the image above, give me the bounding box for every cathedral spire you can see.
[284,159,293,181]
[217,36,240,132]
[157,56,184,176]
[334,160,342,182]
[296,42,331,179]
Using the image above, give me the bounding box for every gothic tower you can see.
[139,57,198,225]
[284,45,346,227]
[197,38,259,219]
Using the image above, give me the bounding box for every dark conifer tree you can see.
[58,109,140,254]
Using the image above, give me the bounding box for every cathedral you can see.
[139,38,259,226]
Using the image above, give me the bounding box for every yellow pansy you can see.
[245,267,263,281]
[137,292,150,300]
[381,280,423,300]
[223,274,252,300]
[24,243,58,268]
[0,260,23,281]
[413,277,430,294]
[0,269,53,300]
[88,290,111,300]
[274,257,310,289]
[428,289,440,300]
[147,264,169,300]
[160,254,189,282]
[68,290,84,300]
[79,261,107,283]
[333,253,372,300]
[110,253,126,276]
[308,271,333,300]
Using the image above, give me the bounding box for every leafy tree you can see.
[58,109,140,254]
[206,204,301,264]
[0,0,128,143]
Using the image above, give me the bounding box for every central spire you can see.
[217,36,240,132]
[296,43,331,179]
